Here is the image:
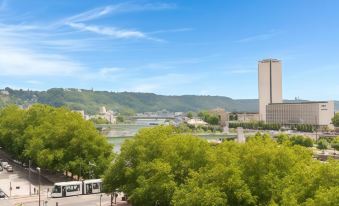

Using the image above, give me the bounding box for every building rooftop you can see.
[259,59,281,63]
[268,101,330,105]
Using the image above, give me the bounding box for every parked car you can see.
[0,190,6,198]
[6,165,13,172]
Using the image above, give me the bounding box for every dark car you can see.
[0,190,6,198]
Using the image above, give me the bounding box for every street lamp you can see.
[37,167,41,206]
[100,194,103,206]
[29,160,32,196]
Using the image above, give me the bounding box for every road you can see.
[7,193,129,206]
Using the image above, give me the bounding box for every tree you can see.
[116,116,124,123]
[0,104,113,178]
[103,126,213,205]
[331,137,339,154]
[317,139,329,151]
[90,117,109,124]
[103,126,339,206]
[332,113,339,127]
[186,112,193,119]
[290,135,314,147]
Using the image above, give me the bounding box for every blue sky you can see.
[0,0,339,100]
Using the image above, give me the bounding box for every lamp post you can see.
[100,194,103,206]
[29,160,32,196]
[37,167,41,206]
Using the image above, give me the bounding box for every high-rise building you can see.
[258,59,283,121]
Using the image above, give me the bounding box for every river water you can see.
[103,120,236,152]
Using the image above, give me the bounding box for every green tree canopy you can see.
[103,126,339,206]
[0,104,113,178]
[332,113,339,127]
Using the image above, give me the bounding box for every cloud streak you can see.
[0,47,86,76]
[65,2,176,23]
[67,22,149,39]
[63,2,175,41]
[236,31,280,43]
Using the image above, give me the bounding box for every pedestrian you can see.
[34,187,36,194]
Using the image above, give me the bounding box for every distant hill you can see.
[0,88,337,115]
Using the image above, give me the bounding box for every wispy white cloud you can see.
[236,31,280,43]
[66,6,116,23]
[63,2,176,41]
[67,22,150,39]
[64,2,176,23]
[99,67,125,77]
[0,47,86,76]
[26,80,43,85]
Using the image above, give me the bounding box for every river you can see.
[102,119,236,152]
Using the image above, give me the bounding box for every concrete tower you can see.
[258,59,282,121]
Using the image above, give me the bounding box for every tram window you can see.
[93,183,99,189]
[67,185,80,192]
[53,186,61,193]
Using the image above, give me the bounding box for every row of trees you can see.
[229,121,317,133]
[0,104,113,178]
[103,126,339,206]
[332,113,339,127]
[292,124,315,132]
[177,123,223,133]
[274,134,314,147]
[229,121,281,130]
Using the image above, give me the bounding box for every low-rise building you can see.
[186,118,208,126]
[266,101,334,126]
[209,108,229,126]
[236,113,260,122]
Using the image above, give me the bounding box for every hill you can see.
[0,88,337,114]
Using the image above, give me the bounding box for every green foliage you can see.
[317,139,329,150]
[177,123,223,133]
[186,112,193,119]
[332,113,339,127]
[229,113,238,121]
[103,126,339,206]
[331,137,339,152]
[229,121,281,131]
[275,134,313,147]
[103,126,212,205]
[116,116,124,123]
[90,117,109,124]
[0,104,113,178]
[1,87,261,114]
[290,135,314,147]
[295,124,315,132]
[198,111,220,125]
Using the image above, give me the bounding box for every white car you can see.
[6,166,13,172]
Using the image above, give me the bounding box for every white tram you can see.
[51,179,102,198]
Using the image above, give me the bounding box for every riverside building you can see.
[258,59,334,127]
[258,59,283,121]
[266,101,334,126]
